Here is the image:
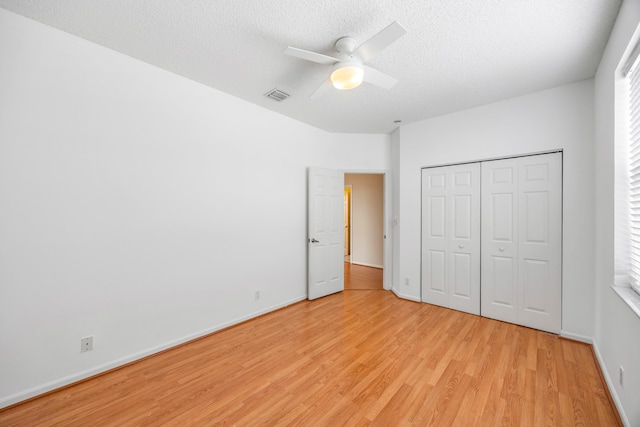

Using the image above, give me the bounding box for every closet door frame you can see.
[420,150,563,334]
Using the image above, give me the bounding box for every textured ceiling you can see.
[0,0,622,134]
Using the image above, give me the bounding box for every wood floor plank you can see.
[0,291,622,426]
[344,262,383,290]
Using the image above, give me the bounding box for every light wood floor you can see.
[344,262,383,290]
[0,291,620,426]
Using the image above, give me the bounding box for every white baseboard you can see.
[0,295,307,409]
[350,261,383,269]
[560,331,593,344]
[391,287,421,302]
[592,340,629,427]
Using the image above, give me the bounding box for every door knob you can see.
[499,247,505,252]
[458,244,464,249]
[310,238,319,243]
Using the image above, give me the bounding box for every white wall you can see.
[395,80,596,339]
[594,1,640,425]
[344,174,384,268]
[0,9,390,407]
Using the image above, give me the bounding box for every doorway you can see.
[344,174,384,290]
[307,168,392,300]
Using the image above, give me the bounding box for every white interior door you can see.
[308,167,344,300]
[421,163,480,315]
[481,153,562,333]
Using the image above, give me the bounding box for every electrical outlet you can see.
[255,290,260,300]
[81,336,93,353]
[619,366,624,387]
[404,278,410,286]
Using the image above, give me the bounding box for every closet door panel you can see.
[422,163,480,315]
[428,196,446,238]
[427,249,446,294]
[422,171,449,308]
[481,153,562,333]
[448,166,480,314]
[491,193,515,241]
[518,153,562,333]
[521,259,549,311]
[453,195,472,239]
[481,159,519,324]
[452,252,472,297]
[491,255,516,306]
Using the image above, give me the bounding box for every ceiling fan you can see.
[284,21,407,99]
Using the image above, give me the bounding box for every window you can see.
[622,38,640,295]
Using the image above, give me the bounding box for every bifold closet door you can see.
[481,153,562,333]
[421,163,480,315]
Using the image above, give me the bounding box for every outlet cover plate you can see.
[81,336,93,353]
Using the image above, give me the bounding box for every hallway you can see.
[344,262,383,290]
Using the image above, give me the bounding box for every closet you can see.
[421,152,562,333]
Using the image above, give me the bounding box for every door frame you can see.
[344,185,353,262]
[340,169,392,290]
[419,149,563,321]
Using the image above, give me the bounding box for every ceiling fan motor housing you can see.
[335,36,358,55]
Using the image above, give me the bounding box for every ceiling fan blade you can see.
[310,77,333,99]
[284,47,339,65]
[353,21,407,63]
[363,65,398,90]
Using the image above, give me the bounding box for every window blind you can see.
[629,62,640,294]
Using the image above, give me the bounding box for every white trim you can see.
[344,184,353,263]
[612,285,640,319]
[592,340,631,427]
[621,36,640,78]
[350,261,383,269]
[392,286,421,302]
[340,169,392,291]
[628,65,640,294]
[0,295,307,409]
[559,331,593,344]
[383,172,392,290]
[419,149,563,171]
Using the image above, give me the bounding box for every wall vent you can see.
[264,89,290,102]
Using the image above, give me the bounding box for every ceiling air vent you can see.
[264,89,290,102]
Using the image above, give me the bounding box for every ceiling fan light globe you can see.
[330,65,364,90]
